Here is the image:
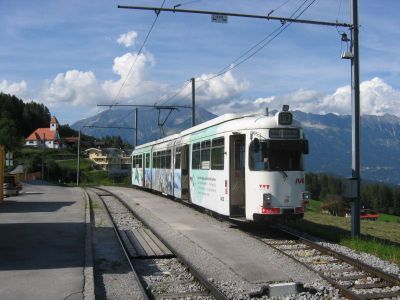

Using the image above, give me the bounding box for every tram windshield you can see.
[249,139,307,171]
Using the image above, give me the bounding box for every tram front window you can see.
[249,139,304,171]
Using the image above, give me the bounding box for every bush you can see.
[322,194,348,216]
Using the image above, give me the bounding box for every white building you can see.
[25,116,62,149]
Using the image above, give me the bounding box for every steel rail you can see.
[276,226,400,286]
[84,188,150,300]
[94,186,229,300]
[269,225,400,300]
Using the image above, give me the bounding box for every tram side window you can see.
[153,152,157,168]
[192,142,201,169]
[200,140,211,169]
[160,151,165,169]
[175,147,181,169]
[166,150,171,169]
[146,153,150,168]
[211,137,224,170]
[138,155,142,168]
[154,152,158,168]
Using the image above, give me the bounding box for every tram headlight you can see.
[302,192,311,205]
[263,193,272,207]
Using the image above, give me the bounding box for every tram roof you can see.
[134,111,301,151]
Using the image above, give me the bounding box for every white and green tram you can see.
[132,106,310,222]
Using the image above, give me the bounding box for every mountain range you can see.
[72,108,400,185]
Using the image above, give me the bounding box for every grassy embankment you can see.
[56,158,131,186]
[287,200,400,266]
[16,147,130,186]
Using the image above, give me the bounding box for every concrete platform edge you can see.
[82,188,95,300]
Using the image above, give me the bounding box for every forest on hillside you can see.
[0,93,131,151]
[0,93,50,151]
[306,173,400,216]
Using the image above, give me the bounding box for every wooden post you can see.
[0,145,4,202]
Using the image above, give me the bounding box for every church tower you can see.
[50,116,59,132]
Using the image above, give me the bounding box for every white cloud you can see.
[174,70,249,112]
[117,31,138,48]
[42,70,104,106]
[0,80,28,98]
[317,77,400,116]
[41,50,167,107]
[101,51,167,102]
[213,77,400,117]
[196,71,249,103]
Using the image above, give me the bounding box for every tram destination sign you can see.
[211,14,228,23]
[269,128,300,139]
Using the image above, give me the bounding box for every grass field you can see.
[287,200,400,266]
[57,158,92,170]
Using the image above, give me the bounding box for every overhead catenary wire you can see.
[173,0,203,9]
[168,0,318,104]
[196,0,317,83]
[115,0,318,117]
[267,0,293,17]
[336,0,344,23]
[159,79,191,105]
[158,0,316,105]
[110,0,167,108]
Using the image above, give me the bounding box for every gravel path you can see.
[99,191,216,299]
[97,187,399,300]
[88,190,146,300]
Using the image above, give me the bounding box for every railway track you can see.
[254,225,400,300]
[86,187,228,300]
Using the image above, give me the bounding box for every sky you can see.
[1,0,400,124]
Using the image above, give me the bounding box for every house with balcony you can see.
[85,148,132,173]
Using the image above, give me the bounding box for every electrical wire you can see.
[110,0,167,108]
[166,0,317,104]
[162,0,317,105]
[159,79,191,105]
[111,0,318,114]
[267,0,293,16]
[336,0,344,23]
[196,0,316,84]
[173,0,203,9]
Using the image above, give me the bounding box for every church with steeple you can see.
[25,116,62,149]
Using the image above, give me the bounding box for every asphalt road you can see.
[0,182,86,300]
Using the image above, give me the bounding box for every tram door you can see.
[229,135,246,217]
[181,144,190,202]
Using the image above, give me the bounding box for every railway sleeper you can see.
[154,290,210,299]
[120,229,174,259]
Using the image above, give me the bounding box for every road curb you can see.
[82,188,95,300]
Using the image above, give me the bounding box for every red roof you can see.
[26,128,56,141]
[50,116,59,124]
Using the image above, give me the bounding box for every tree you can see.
[0,117,21,151]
